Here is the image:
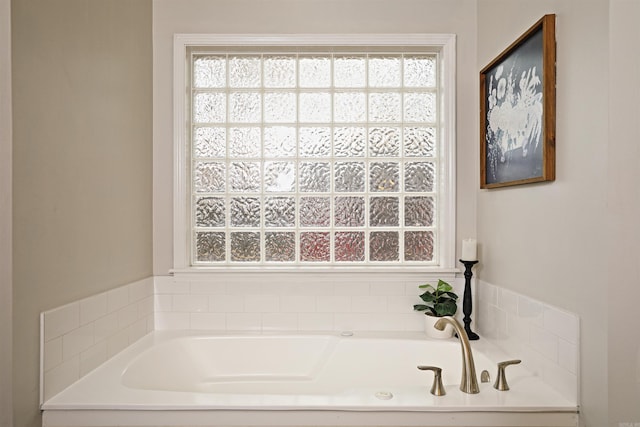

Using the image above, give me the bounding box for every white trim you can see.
[173,34,457,271]
[170,267,460,277]
[173,35,189,270]
[439,35,457,269]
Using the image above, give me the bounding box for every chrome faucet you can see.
[434,316,480,394]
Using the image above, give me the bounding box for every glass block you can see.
[265,197,295,227]
[196,232,225,262]
[404,196,434,227]
[404,92,436,123]
[404,231,434,261]
[229,162,260,192]
[230,232,260,262]
[334,56,365,88]
[334,162,365,192]
[370,197,399,226]
[193,127,225,158]
[370,162,399,192]
[300,232,330,262]
[230,197,260,227]
[264,56,296,88]
[404,127,436,157]
[299,56,331,88]
[334,92,366,123]
[370,231,399,262]
[193,56,226,88]
[369,127,400,157]
[335,232,365,262]
[334,127,365,157]
[368,56,401,88]
[299,127,331,157]
[194,162,225,193]
[369,92,401,122]
[405,162,435,192]
[299,93,331,123]
[264,127,296,158]
[299,162,330,192]
[229,92,261,123]
[265,232,296,262]
[195,197,225,227]
[334,196,364,227]
[300,197,330,227]
[193,92,226,123]
[229,56,261,88]
[264,162,295,192]
[404,56,436,88]
[264,92,296,123]
[229,127,260,158]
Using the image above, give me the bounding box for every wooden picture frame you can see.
[480,14,556,189]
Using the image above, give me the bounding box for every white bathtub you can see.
[42,331,578,427]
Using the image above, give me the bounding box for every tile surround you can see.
[477,279,579,403]
[40,277,154,403]
[41,274,579,407]
[153,274,456,332]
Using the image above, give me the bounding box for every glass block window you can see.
[189,51,441,266]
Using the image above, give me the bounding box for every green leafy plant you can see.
[413,279,458,317]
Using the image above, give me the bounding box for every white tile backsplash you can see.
[43,338,63,372]
[79,341,107,377]
[477,280,579,403]
[298,313,334,330]
[156,312,189,330]
[41,273,579,409]
[226,313,262,331]
[44,303,79,342]
[62,323,94,359]
[79,294,107,325]
[190,312,226,330]
[153,273,466,334]
[245,295,279,313]
[43,355,79,402]
[40,277,154,403]
[262,313,298,331]
[209,294,244,312]
[543,305,579,344]
[173,294,208,312]
[107,286,130,312]
[517,295,544,325]
[316,295,351,313]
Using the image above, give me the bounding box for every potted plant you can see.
[413,279,459,338]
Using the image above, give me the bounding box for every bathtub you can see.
[42,331,578,427]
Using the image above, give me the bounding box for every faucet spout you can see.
[434,316,479,394]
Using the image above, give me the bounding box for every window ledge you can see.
[170,266,461,278]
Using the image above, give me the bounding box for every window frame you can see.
[173,34,457,273]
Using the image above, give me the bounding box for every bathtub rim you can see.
[41,329,578,415]
[42,408,579,427]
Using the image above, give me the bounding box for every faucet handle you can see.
[493,359,521,391]
[417,365,446,396]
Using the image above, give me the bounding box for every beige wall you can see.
[152,0,479,274]
[608,1,640,425]
[0,0,13,425]
[477,1,636,426]
[11,1,153,426]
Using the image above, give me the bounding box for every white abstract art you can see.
[482,27,546,186]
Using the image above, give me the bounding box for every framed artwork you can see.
[480,14,556,189]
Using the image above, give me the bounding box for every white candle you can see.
[461,239,477,261]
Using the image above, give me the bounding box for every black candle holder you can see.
[460,259,479,340]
